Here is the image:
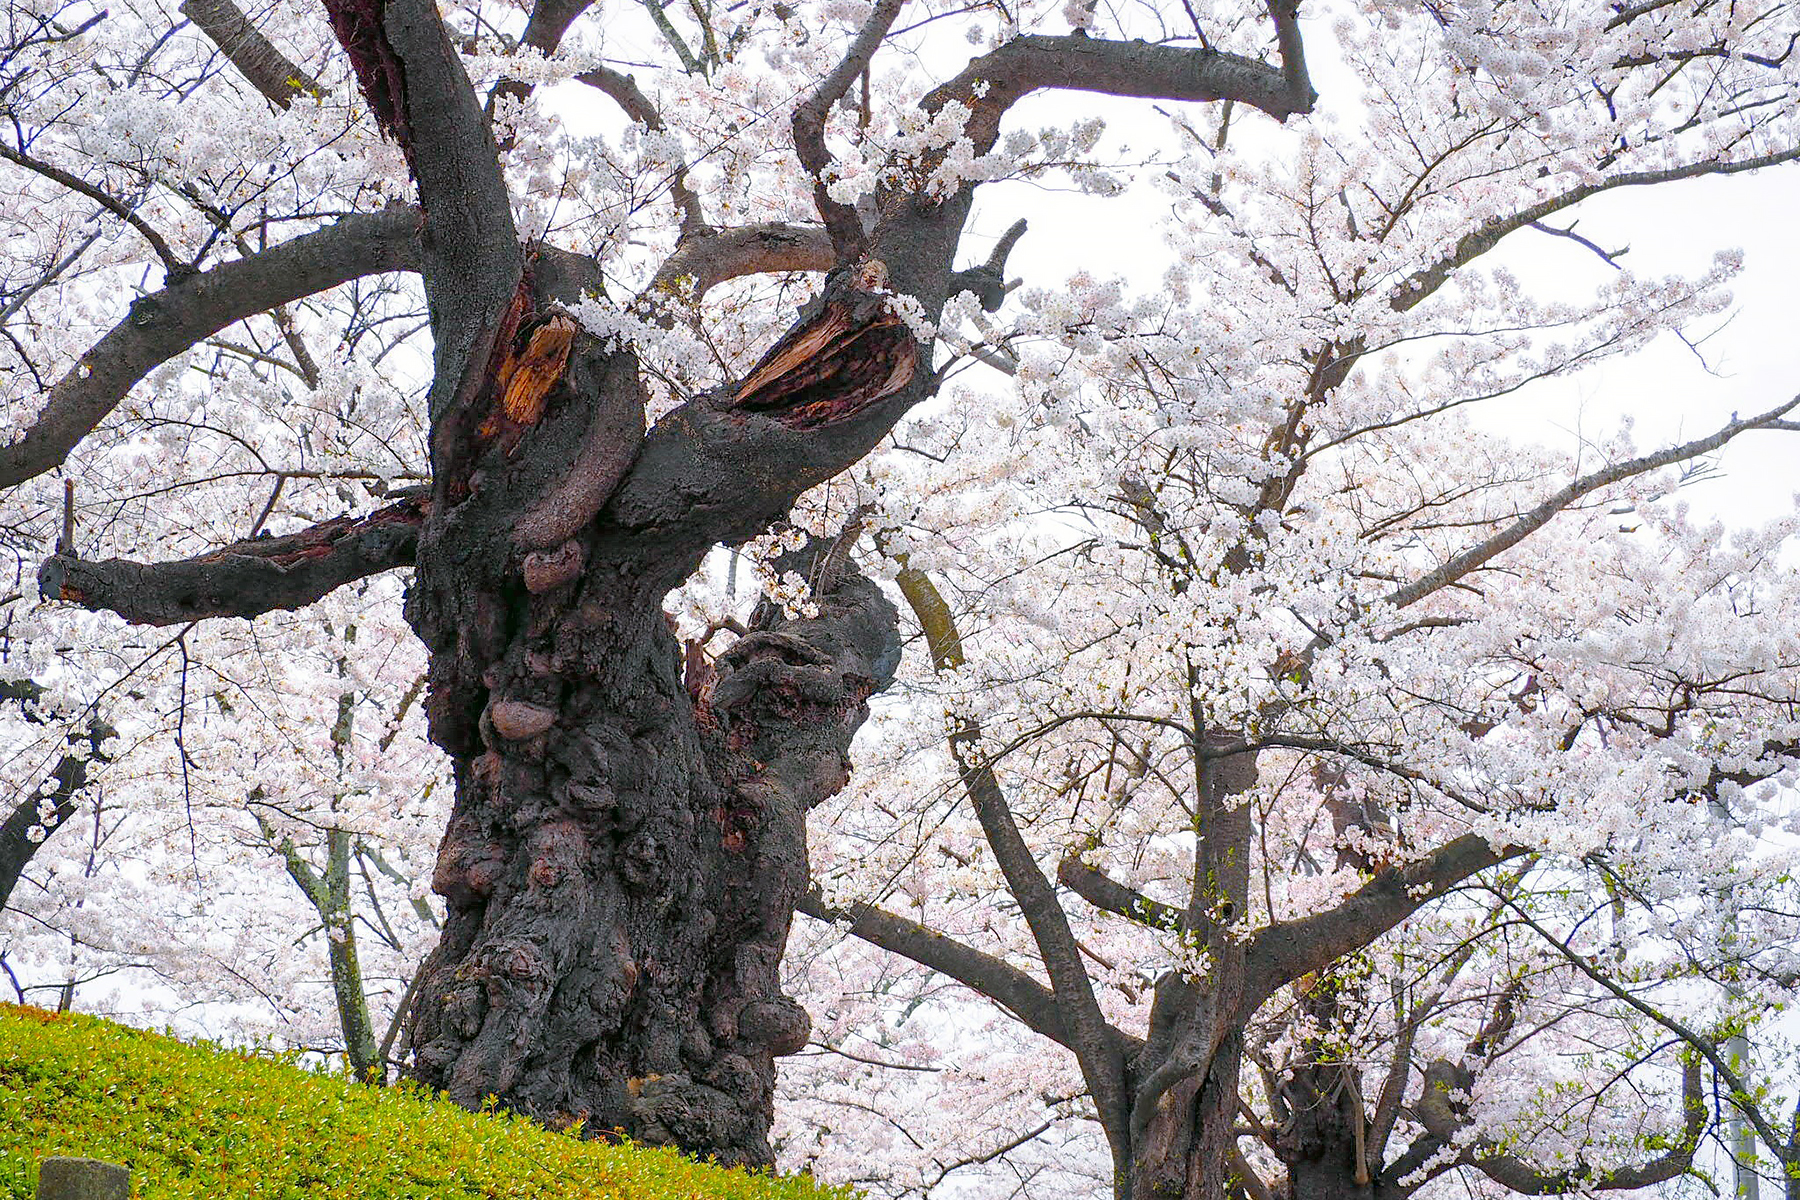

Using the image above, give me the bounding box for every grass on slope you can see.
[0,1004,853,1200]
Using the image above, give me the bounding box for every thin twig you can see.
[0,143,184,276]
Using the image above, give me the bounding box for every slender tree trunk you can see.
[1129,1029,1248,1199]
[321,829,384,1082]
[1126,740,1260,1198]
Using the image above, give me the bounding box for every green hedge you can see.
[0,1005,851,1200]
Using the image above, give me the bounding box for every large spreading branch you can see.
[648,223,835,300]
[181,0,324,108]
[602,281,931,574]
[776,8,1314,310]
[798,888,1079,1052]
[39,492,426,625]
[924,32,1314,158]
[1394,145,1800,313]
[1058,854,1187,935]
[1411,1047,1706,1193]
[1383,395,1800,612]
[886,565,1133,1144]
[951,725,1133,1141]
[0,206,421,491]
[1240,833,1514,1006]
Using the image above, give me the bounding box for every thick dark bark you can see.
[20,0,1332,1170]
[37,252,911,1166]
[38,491,425,626]
[405,497,897,1160]
[1276,1064,1373,1200]
[1129,1013,1248,1200]
[393,224,907,1160]
[1266,972,1377,1200]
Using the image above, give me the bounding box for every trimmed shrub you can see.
[0,1004,852,1200]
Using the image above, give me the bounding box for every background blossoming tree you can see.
[2,0,1797,1195]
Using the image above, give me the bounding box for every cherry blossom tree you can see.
[772,2,1800,1195]
[1,0,1798,1193]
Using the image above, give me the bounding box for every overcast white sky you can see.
[963,142,1795,542]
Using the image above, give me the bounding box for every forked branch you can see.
[925,32,1313,159]
[1241,833,1514,1005]
[1384,395,1800,612]
[792,0,905,253]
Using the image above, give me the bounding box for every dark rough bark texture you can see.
[39,492,425,626]
[1281,1100,1375,1200]
[15,0,1326,1176]
[329,3,930,1152]
[400,248,901,1162]
[406,520,896,1161]
[1131,1025,1247,1199]
[1271,979,1375,1200]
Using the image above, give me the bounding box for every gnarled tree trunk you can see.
[397,236,903,1160]
[406,556,896,1161]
